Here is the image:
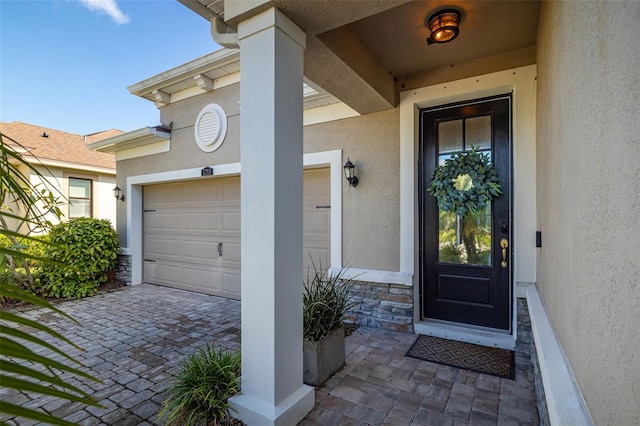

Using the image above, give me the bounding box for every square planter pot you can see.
[303,327,345,387]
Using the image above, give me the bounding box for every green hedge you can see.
[41,218,119,299]
[0,234,49,293]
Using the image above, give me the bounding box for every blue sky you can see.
[1,0,220,135]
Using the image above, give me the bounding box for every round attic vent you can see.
[195,103,227,152]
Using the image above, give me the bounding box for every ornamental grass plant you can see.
[303,263,356,342]
[159,344,241,426]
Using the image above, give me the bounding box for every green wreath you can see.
[427,147,502,217]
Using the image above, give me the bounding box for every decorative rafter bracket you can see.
[194,74,215,92]
[152,89,171,108]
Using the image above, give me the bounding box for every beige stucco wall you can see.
[116,80,401,271]
[400,46,536,92]
[117,85,240,178]
[305,110,400,271]
[115,41,539,272]
[536,1,640,424]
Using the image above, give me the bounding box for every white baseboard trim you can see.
[526,285,593,426]
[329,267,413,286]
[516,281,535,298]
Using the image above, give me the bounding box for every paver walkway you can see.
[1,284,539,425]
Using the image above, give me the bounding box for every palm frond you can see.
[0,131,100,424]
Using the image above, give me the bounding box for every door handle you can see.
[500,238,509,268]
[217,242,223,256]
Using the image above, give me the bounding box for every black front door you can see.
[420,95,512,331]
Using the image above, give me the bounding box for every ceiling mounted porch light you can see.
[426,9,461,45]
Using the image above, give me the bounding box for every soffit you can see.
[180,0,225,20]
[128,48,341,110]
[87,126,171,154]
[330,0,541,79]
[179,0,539,115]
[128,49,240,100]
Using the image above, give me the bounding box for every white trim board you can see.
[303,102,359,126]
[526,285,593,425]
[22,157,115,175]
[116,140,170,161]
[330,267,412,286]
[126,150,342,285]
[400,65,538,342]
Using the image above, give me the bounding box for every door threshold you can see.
[415,319,516,350]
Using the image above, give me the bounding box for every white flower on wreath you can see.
[452,173,474,191]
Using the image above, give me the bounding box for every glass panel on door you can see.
[436,115,493,266]
[438,206,491,265]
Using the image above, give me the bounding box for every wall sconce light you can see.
[343,158,359,188]
[426,9,461,45]
[113,186,125,202]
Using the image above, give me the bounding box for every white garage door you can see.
[143,168,330,299]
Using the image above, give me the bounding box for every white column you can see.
[229,8,314,425]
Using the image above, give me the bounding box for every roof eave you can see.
[88,126,171,154]
[127,48,240,99]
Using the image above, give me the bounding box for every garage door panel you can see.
[146,213,180,231]
[145,237,182,259]
[303,248,330,274]
[303,170,330,198]
[222,272,241,299]
[221,242,241,265]
[222,211,240,232]
[222,178,241,201]
[181,266,218,286]
[182,180,220,202]
[182,241,219,263]
[146,262,182,286]
[146,185,180,204]
[183,211,220,231]
[144,169,329,299]
[304,211,330,235]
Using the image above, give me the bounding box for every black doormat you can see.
[405,335,515,379]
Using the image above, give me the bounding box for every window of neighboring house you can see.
[68,177,92,218]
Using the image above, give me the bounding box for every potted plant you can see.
[303,264,356,387]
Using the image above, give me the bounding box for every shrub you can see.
[22,234,49,268]
[41,217,119,299]
[0,269,21,307]
[159,345,241,426]
[303,264,356,342]
[0,234,48,293]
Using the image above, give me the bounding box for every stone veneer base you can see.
[115,254,132,285]
[348,281,414,333]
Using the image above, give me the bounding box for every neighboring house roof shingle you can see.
[0,122,119,170]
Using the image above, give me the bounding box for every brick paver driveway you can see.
[1,285,241,425]
[1,284,539,425]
